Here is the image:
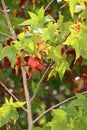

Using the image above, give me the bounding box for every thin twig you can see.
[0,31,12,39]
[30,66,50,103]
[33,91,87,124]
[60,3,68,9]
[21,67,33,130]
[44,0,54,12]
[1,0,16,40]
[0,81,27,112]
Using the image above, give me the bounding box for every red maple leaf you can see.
[14,57,22,75]
[4,57,11,68]
[81,73,87,90]
[24,57,43,78]
[29,0,37,6]
[19,0,26,7]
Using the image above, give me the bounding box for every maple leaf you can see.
[66,49,82,69]
[14,57,21,75]
[14,9,18,17]
[19,0,26,7]
[23,57,43,78]
[81,73,87,90]
[4,57,11,68]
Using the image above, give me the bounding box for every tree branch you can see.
[33,91,87,124]
[21,67,33,130]
[0,31,12,39]
[1,1,33,130]
[30,66,50,103]
[1,0,16,40]
[0,81,27,112]
[44,0,54,12]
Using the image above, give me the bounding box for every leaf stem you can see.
[21,67,33,130]
[30,67,50,103]
[33,91,87,123]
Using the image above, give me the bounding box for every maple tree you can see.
[0,0,87,130]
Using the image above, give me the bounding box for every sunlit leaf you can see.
[17,32,25,41]
[5,98,9,104]
[10,97,13,104]
[38,6,44,20]
[42,22,57,41]
[11,102,26,108]
[49,46,62,62]
[49,109,66,130]
[0,105,19,127]
[58,60,70,80]
[69,0,79,17]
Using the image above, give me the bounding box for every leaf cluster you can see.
[34,94,87,130]
[0,97,25,127]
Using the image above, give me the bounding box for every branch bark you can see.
[30,66,50,102]
[21,67,33,130]
[44,0,54,11]
[1,0,16,40]
[1,1,33,130]
[33,91,87,124]
[0,81,27,112]
[0,31,12,39]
